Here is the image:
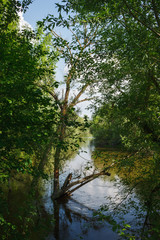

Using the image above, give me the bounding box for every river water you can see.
[40,137,142,240]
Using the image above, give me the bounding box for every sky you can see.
[23,0,92,118]
[24,0,59,29]
[24,0,65,83]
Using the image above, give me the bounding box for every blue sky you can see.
[23,0,92,117]
[24,0,60,29]
[24,0,66,85]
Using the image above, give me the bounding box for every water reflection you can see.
[45,198,118,240]
[40,138,141,240]
[3,137,145,240]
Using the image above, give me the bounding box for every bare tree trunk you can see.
[52,166,112,200]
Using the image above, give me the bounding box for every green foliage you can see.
[63,0,160,238]
[0,1,59,180]
[1,0,160,237]
[73,0,160,152]
[91,104,122,147]
[0,1,59,238]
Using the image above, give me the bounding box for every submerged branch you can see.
[52,164,114,200]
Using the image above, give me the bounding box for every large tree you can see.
[58,0,160,237]
[61,0,160,149]
[36,8,113,199]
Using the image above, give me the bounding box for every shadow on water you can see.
[3,137,143,240]
[41,137,141,240]
[45,197,118,240]
[38,137,119,240]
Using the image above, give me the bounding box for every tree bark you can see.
[52,166,112,200]
[53,113,67,198]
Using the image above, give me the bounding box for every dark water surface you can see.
[40,138,141,240]
[5,137,143,239]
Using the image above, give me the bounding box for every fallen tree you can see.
[52,164,113,200]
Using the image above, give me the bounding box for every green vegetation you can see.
[0,1,92,237]
[91,104,122,147]
[62,0,160,238]
[0,0,160,239]
[0,0,58,238]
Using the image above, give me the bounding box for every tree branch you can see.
[70,97,93,107]
[52,164,114,200]
[69,83,90,108]
[37,83,62,108]
[84,24,100,49]
[68,171,111,195]
[123,0,160,37]
[151,0,160,28]
[68,27,82,48]
[51,30,73,64]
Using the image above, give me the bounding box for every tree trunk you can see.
[52,166,112,200]
[53,147,61,198]
[53,114,66,198]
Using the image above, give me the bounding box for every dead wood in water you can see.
[52,164,114,200]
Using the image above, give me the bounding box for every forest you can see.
[0,0,160,239]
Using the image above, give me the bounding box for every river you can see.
[39,137,142,240]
